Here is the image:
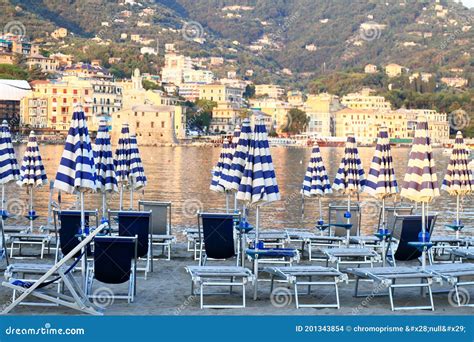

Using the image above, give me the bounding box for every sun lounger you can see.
[450,248,474,261]
[262,266,347,309]
[323,247,380,270]
[1,223,109,315]
[183,228,201,260]
[348,266,435,311]
[286,229,344,261]
[430,236,463,262]
[185,265,254,309]
[247,230,289,248]
[9,232,51,259]
[86,236,138,303]
[138,201,176,262]
[424,263,474,307]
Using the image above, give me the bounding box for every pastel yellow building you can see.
[385,63,405,78]
[199,83,243,105]
[210,102,243,133]
[303,93,342,137]
[341,89,392,110]
[254,84,285,99]
[250,98,293,133]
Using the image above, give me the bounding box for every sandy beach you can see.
[1,240,472,316]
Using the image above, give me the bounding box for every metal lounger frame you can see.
[348,266,435,311]
[324,248,381,271]
[1,223,109,315]
[263,266,347,309]
[185,266,254,309]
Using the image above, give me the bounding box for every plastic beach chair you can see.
[114,210,152,279]
[390,214,437,264]
[138,200,176,262]
[86,236,137,303]
[1,223,109,315]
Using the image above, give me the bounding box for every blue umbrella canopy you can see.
[301,143,332,197]
[129,134,147,190]
[210,138,229,193]
[301,142,332,222]
[365,125,398,199]
[18,131,47,189]
[0,120,20,185]
[441,131,473,233]
[400,117,439,203]
[229,118,252,192]
[54,107,97,194]
[236,117,280,206]
[115,123,132,187]
[94,120,118,193]
[332,133,366,195]
[441,131,474,196]
[219,125,241,191]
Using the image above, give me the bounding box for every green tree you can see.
[283,108,309,134]
[243,84,255,99]
[142,80,160,90]
[0,64,29,80]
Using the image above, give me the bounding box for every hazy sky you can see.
[461,0,474,8]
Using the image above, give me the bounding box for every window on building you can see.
[73,89,78,95]
[137,122,140,128]
[53,88,57,94]
[63,89,67,94]
[151,122,154,128]
[161,121,165,128]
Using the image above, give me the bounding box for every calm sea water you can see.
[5,145,474,237]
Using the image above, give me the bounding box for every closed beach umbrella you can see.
[236,116,280,300]
[128,134,147,209]
[441,131,474,238]
[364,125,398,230]
[237,116,280,241]
[400,116,439,268]
[210,138,228,192]
[54,105,97,233]
[219,125,241,210]
[0,120,20,265]
[301,142,332,224]
[115,123,132,210]
[332,133,365,245]
[18,131,48,231]
[94,119,118,220]
[229,118,252,197]
[210,138,230,211]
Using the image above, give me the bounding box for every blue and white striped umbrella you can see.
[210,138,229,193]
[400,116,439,267]
[365,125,398,230]
[129,134,147,190]
[0,120,20,186]
[332,133,365,244]
[94,119,117,218]
[18,131,48,230]
[115,123,132,209]
[236,117,280,206]
[54,107,97,195]
[441,131,473,234]
[229,119,252,192]
[219,125,241,191]
[18,131,48,189]
[301,142,332,221]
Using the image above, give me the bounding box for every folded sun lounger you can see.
[323,247,380,270]
[449,248,474,261]
[185,265,254,309]
[348,266,435,311]
[262,266,347,309]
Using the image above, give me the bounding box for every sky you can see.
[461,0,474,8]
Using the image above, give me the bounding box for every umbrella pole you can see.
[1,184,8,266]
[234,192,237,211]
[301,195,305,219]
[102,192,107,219]
[119,184,123,210]
[80,191,87,289]
[253,205,260,300]
[130,187,133,210]
[346,194,351,246]
[421,202,426,269]
[225,192,229,213]
[318,196,323,222]
[456,194,460,239]
[29,188,34,231]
